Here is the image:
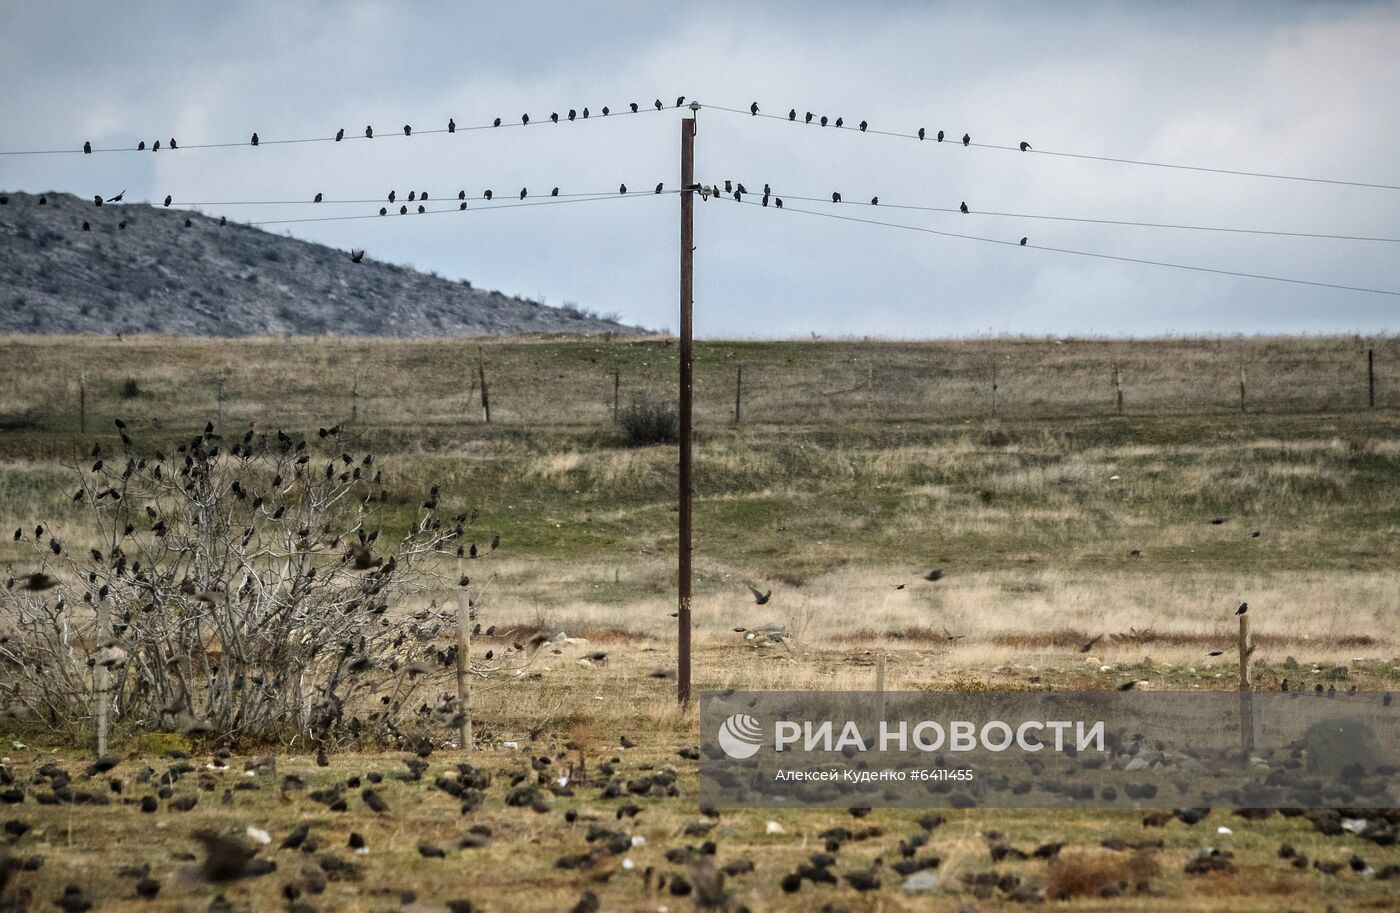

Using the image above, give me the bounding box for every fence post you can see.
[874,653,886,725]
[215,369,226,429]
[613,371,620,423]
[733,365,743,426]
[477,348,491,424]
[79,372,87,434]
[1113,362,1124,415]
[1368,348,1376,409]
[1237,364,1248,414]
[990,361,999,417]
[454,557,473,751]
[1238,612,1254,762]
[351,372,360,424]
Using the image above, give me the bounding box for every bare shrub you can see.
[0,421,509,748]
[119,377,142,399]
[618,397,678,447]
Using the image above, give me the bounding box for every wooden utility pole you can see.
[677,109,697,706]
[1368,348,1376,409]
[454,557,473,751]
[477,349,491,424]
[1238,612,1254,761]
[733,365,743,425]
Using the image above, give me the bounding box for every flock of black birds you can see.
[5,738,1400,910]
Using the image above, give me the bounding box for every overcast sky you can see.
[2,1,1397,337]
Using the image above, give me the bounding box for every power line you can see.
[719,194,1400,298]
[148,188,668,207]
[0,97,689,156]
[246,190,676,226]
[708,186,1400,243]
[706,103,1400,192]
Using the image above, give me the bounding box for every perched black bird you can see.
[750,101,759,115]
[313,192,323,203]
[835,117,843,127]
[1019,141,1031,151]
[962,133,971,146]
[820,115,828,126]
[870,196,878,205]
[676,96,685,107]
[582,108,589,118]
[655,99,664,110]
[522,113,529,124]
[335,128,344,141]
[169,138,177,149]
[184,218,192,227]
[399,205,407,214]
[519,188,527,200]
[630,102,639,112]
[403,124,412,136]
[152,140,161,151]
[959,201,969,213]
[137,140,146,150]
[163,195,172,207]
[805,111,814,124]
[379,207,387,216]
[601,106,609,115]
[568,109,577,121]
[493,117,501,127]
[859,120,868,132]
[458,190,466,200]
[365,125,373,139]
[551,187,560,196]
[349,250,365,264]
[448,117,456,133]
[1019,237,1027,246]
[93,195,103,207]
[775,198,782,208]
[788,109,797,121]
[619,183,627,194]
[388,190,396,203]
[918,127,925,140]
[832,191,841,203]
[550,112,559,123]
[655,183,664,194]
[1235,602,1248,616]
[250,132,259,146]
[483,190,492,200]
[937,130,945,142]
[83,141,92,154]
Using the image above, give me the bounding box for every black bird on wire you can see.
[83,141,91,153]
[417,204,424,213]
[408,191,416,201]
[835,117,844,127]
[403,124,412,136]
[859,120,868,132]
[750,101,759,115]
[365,125,373,138]
[619,183,627,194]
[388,190,396,203]
[582,107,589,118]
[569,109,577,120]
[551,187,559,196]
[962,132,971,146]
[458,190,466,200]
[335,128,344,141]
[448,118,456,133]
[1020,237,1027,246]
[314,192,322,203]
[959,201,969,213]
[519,188,527,200]
[654,99,663,110]
[399,205,407,214]
[483,190,492,200]
[820,115,828,126]
[918,127,925,140]
[152,139,161,151]
[551,112,559,123]
[870,196,878,205]
[137,140,145,150]
[676,96,685,107]
[937,130,944,142]
[379,207,387,215]
[630,102,639,112]
[1019,141,1031,151]
[601,106,609,115]
[522,113,529,124]
[493,117,501,127]
[654,183,663,193]
[250,132,259,146]
[831,191,841,202]
[805,111,814,124]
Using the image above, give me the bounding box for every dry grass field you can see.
[2,333,1399,911]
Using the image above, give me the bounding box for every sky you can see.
[2,0,1398,338]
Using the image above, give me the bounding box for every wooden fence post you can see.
[350,372,360,424]
[454,557,474,751]
[78,372,87,435]
[1113,363,1124,415]
[613,371,621,422]
[477,349,491,424]
[990,361,999,417]
[1368,348,1376,409]
[215,369,226,429]
[1238,612,1254,762]
[1238,364,1248,414]
[733,365,743,426]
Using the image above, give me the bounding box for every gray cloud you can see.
[2,0,1397,337]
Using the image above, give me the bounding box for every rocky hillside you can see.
[0,191,638,337]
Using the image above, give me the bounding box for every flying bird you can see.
[746,584,772,605]
[1078,634,1103,653]
[924,569,944,581]
[107,190,125,203]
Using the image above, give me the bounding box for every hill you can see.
[0,191,639,337]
